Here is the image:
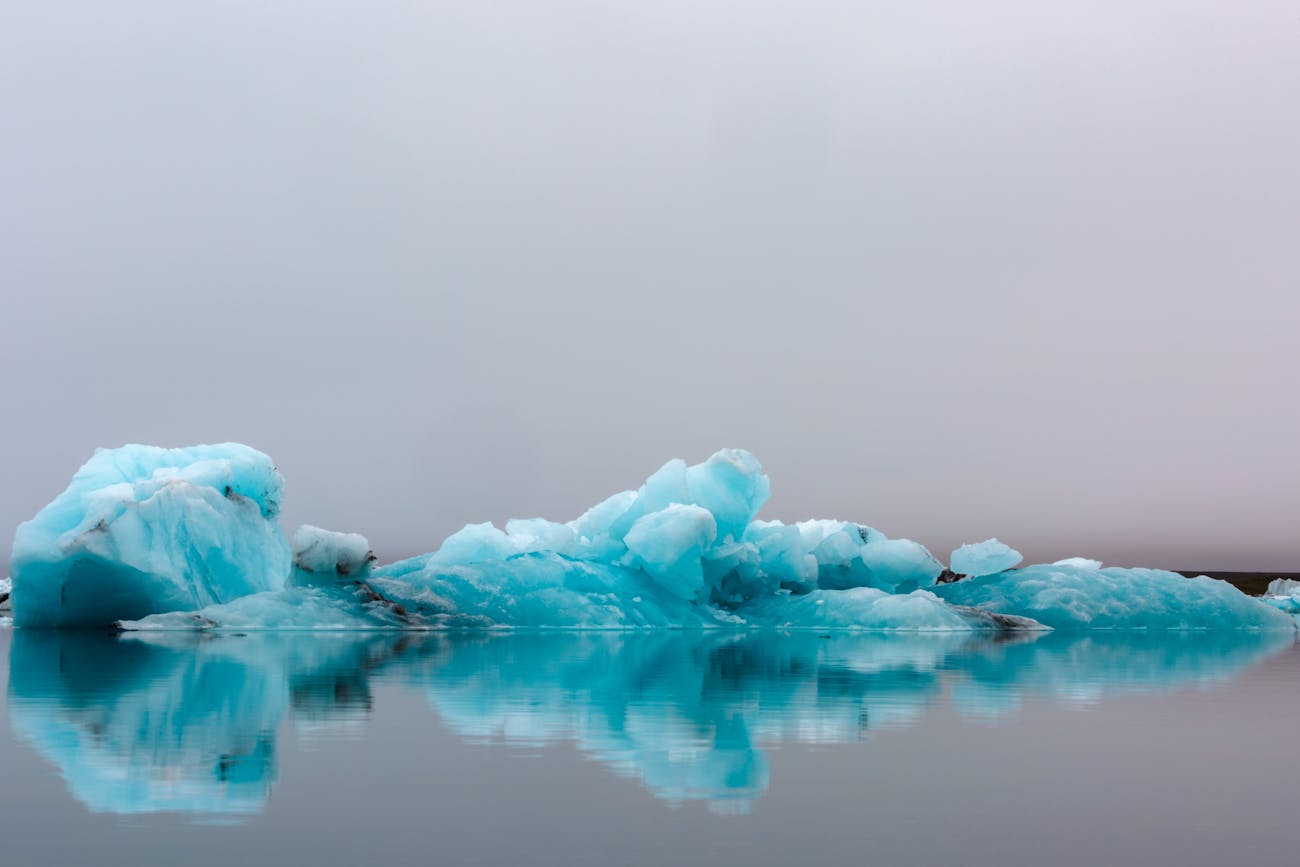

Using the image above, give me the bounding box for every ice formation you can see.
[9,444,290,627]
[1260,578,1300,616]
[950,538,1023,578]
[933,564,1295,630]
[8,443,1295,632]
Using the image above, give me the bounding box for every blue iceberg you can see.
[1261,579,1300,620]
[932,564,1295,630]
[8,443,1294,633]
[10,444,290,627]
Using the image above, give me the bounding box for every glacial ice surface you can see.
[11,443,1295,633]
[10,444,290,627]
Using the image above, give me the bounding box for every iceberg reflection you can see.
[7,629,1293,818]
[6,631,407,818]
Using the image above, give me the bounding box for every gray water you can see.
[0,628,1295,866]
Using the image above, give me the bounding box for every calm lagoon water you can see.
[1,627,1296,866]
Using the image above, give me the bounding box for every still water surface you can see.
[1,628,1295,866]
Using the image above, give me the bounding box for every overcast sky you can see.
[1,0,1297,570]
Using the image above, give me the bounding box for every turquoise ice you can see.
[8,443,1294,632]
[9,444,289,627]
[950,538,1023,577]
[932,564,1295,630]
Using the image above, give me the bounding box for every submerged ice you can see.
[8,444,1294,632]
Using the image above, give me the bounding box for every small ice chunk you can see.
[951,539,1023,578]
[292,525,375,579]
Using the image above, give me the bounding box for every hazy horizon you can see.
[2,1,1297,571]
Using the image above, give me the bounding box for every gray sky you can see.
[2,0,1297,570]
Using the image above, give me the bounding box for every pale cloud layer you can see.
[2,1,1297,569]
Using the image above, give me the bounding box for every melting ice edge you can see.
[6,443,1299,631]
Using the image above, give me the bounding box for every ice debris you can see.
[9,443,1296,632]
[10,444,289,627]
[950,538,1023,578]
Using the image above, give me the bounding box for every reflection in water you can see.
[7,632,411,816]
[7,629,1293,818]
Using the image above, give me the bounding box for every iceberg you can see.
[9,443,1294,633]
[1260,578,1300,616]
[950,538,1023,578]
[932,564,1295,631]
[10,444,290,628]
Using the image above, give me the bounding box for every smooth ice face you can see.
[622,504,718,601]
[9,444,290,628]
[859,538,944,592]
[291,525,375,581]
[933,565,1296,630]
[951,539,1023,578]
